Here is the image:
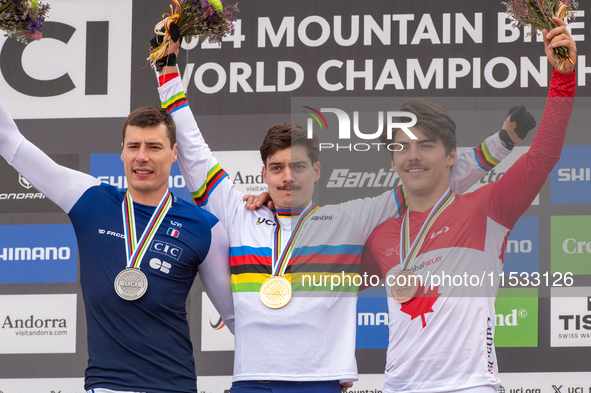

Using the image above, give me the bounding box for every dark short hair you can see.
[122,107,176,148]
[260,122,320,165]
[380,99,456,156]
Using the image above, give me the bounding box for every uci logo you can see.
[0,0,132,119]
[256,217,276,226]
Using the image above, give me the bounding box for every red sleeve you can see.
[470,69,576,228]
[360,221,393,291]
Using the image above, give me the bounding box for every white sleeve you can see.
[450,132,511,195]
[199,221,234,334]
[0,98,100,213]
[159,77,246,232]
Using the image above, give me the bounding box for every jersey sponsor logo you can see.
[0,0,132,119]
[310,215,333,221]
[149,258,172,274]
[486,317,495,374]
[429,226,449,239]
[0,224,77,284]
[255,217,276,226]
[551,146,591,205]
[551,287,591,347]
[0,294,77,354]
[150,240,182,261]
[494,289,538,348]
[90,153,194,203]
[98,229,125,239]
[0,155,78,213]
[551,216,591,276]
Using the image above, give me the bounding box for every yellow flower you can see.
[208,0,223,12]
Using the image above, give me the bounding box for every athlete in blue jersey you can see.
[0,104,234,393]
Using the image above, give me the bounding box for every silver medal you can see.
[114,268,148,301]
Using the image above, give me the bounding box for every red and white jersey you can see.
[361,69,576,393]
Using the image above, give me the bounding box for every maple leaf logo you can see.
[400,285,441,328]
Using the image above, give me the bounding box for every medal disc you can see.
[259,276,292,309]
[390,270,420,303]
[114,268,148,301]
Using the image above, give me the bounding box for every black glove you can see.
[499,105,537,150]
[150,22,180,71]
[150,22,180,49]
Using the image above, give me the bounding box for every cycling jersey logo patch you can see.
[167,228,180,238]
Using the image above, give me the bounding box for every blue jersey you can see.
[68,184,217,393]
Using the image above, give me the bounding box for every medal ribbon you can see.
[122,190,173,269]
[400,187,455,271]
[272,202,319,277]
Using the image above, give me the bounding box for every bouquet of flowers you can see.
[503,0,578,68]
[149,0,238,67]
[0,0,50,43]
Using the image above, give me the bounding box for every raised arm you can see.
[156,46,249,232]
[0,99,100,213]
[474,17,576,227]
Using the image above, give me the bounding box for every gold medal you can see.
[390,270,419,303]
[260,276,292,309]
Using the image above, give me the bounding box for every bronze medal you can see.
[390,270,419,303]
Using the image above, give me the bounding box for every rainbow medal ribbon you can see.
[391,188,455,303]
[259,203,319,309]
[114,190,173,301]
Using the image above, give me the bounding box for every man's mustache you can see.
[277,184,301,190]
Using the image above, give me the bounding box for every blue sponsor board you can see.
[90,153,193,203]
[503,216,539,275]
[551,145,591,205]
[0,224,78,284]
[356,290,389,349]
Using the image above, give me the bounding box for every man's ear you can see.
[172,143,178,163]
[262,165,267,184]
[313,161,320,182]
[391,159,397,173]
[447,148,457,168]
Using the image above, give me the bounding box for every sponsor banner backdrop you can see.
[90,153,194,203]
[0,378,85,393]
[497,371,591,392]
[0,224,78,284]
[0,294,77,354]
[0,155,79,213]
[494,289,538,348]
[201,292,234,351]
[356,290,389,349]
[551,145,591,205]
[551,287,591,347]
[503,217,539,276]
[551,216,591,276]
[0,0,133,119]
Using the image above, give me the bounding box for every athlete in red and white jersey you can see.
[361,19,576,393]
